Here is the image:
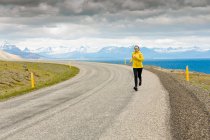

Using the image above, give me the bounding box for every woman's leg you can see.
[137,68,143,86]
[133,68,138,88]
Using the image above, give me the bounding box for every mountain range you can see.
[0,42,210,60]
[0,42,42,59]
[30,46,210,60]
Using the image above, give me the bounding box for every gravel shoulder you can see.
[145,67,209,140]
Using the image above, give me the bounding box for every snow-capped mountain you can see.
[0,42,42,59]
[31,46,77,55]
[0,42,22,54]
[20,45,210,59]
[29,46,89,59]
[23,47,30,53]
[76,46,210,59]
[1,41,210,60]
[33,47,53,54]
[153,46,207,53]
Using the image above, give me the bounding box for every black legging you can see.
[133,68,143,87]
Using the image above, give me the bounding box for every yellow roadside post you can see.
[186,65,190,81]
[31,72,35,88]
[69,62,71,69]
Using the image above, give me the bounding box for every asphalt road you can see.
[0,61,171,140]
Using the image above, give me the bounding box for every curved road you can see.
[0,61,171,140]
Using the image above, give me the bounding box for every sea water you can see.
[81,59,210,74]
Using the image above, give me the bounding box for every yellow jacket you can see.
[130,51,144,68]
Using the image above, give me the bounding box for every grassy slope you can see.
[145,65,210,92]
[175,72,210,91]
[0,61,79,101]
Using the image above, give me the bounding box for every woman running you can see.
[130,45,144,91]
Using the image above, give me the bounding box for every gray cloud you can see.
[0,0,210,42]
[0,0,61,6]
[0,0,210,17]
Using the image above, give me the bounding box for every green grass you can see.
[0,61,79,101]
[175,72,210,91]
[145,65,210,92]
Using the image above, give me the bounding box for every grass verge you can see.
[0,61,79,101]
[145,65,210,92]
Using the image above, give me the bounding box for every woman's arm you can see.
[130,54,133,63]
[135,54,144,61]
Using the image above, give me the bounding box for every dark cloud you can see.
[0,0,209,41]
[0,0,210,17]
[0,0,62,6]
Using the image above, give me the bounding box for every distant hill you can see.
[0,50,22,60]
[0,43,42,59]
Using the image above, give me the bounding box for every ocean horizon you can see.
[80,58,210,74]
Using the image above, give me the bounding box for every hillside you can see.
[0,50,22,60]
[0,61,79,100]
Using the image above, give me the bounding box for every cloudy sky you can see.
[0,0,210,52]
